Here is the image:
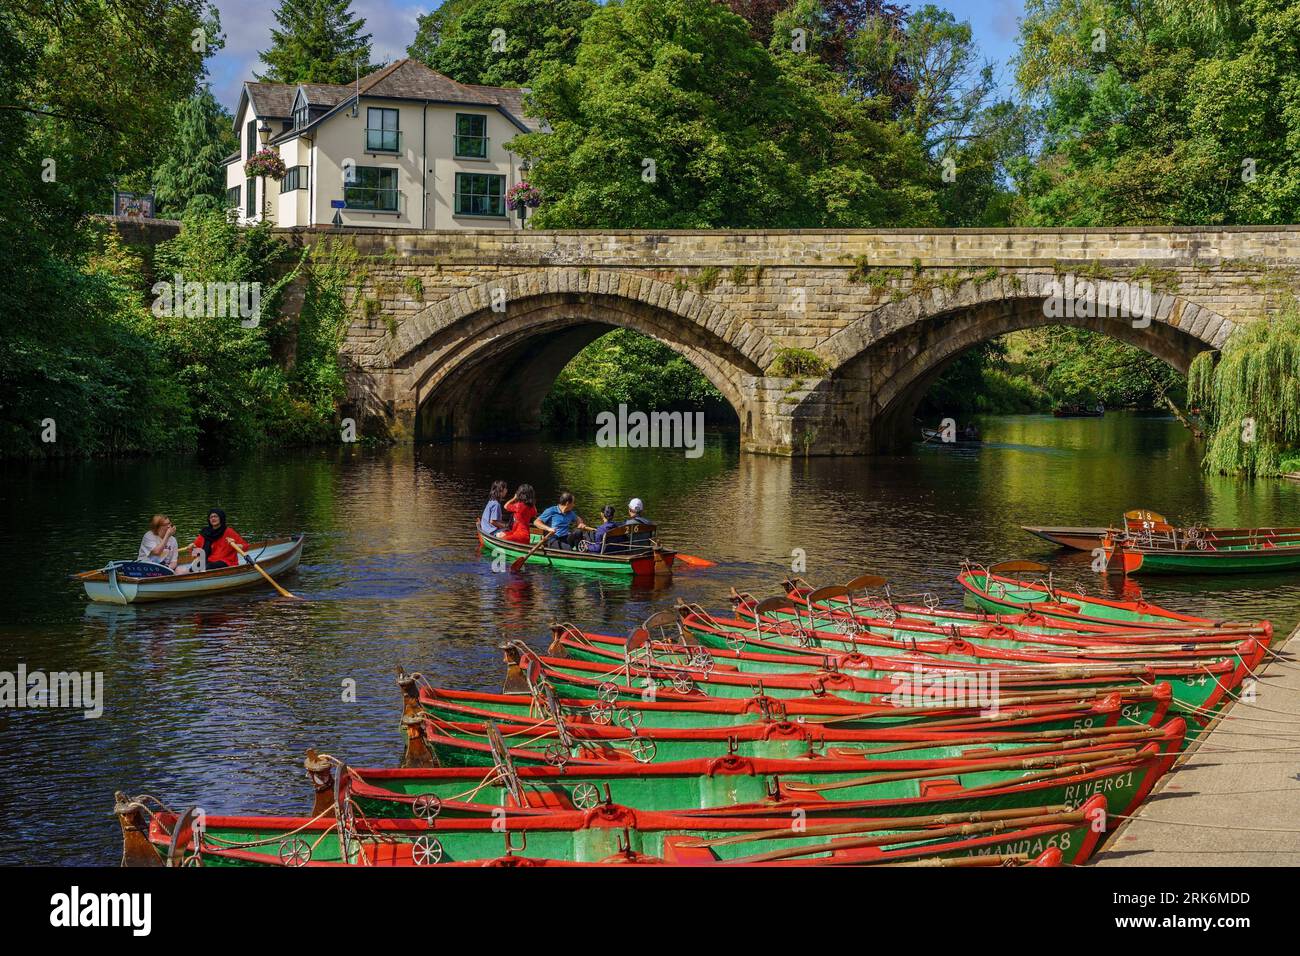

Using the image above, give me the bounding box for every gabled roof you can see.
[242,81,296,120]
[467,85,542,132]
[296,83,352,108]
[236,59,540,144]
[360,59,497,104]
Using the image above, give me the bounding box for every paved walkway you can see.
[1094,623,1300,866]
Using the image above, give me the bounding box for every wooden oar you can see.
[673,552,715,568]
[510,532,555,573]
[227,538,301,599]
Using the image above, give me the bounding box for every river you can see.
[2,411,1298,864]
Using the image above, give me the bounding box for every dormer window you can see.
[293,92,309,129]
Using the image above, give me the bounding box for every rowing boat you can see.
[1021,526,1111,550]
[762,586,1268,648]
[75,535,305,604]
[477,527,676,577]
[410,672,1175,735]
[506,635,1253,738]
[1022,509,1300,553]
[1104,532,1300,575]
[127,794,1103,866]
[646,619,1253,735]
[394,720,1174,828]
[955,567,1254,629]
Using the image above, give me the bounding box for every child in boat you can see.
[535,491,593,549]
[189,508,249,570]
[138,515,179,570]
[479,480,510,537]
[500,485,537,544]
[589,506,619,551]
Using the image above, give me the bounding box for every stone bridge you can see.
[278,226,1300,455]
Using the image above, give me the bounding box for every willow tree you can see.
[1189,306,1300,477]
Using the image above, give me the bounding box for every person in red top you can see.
[500,484,537,544]
[190,508,249,570]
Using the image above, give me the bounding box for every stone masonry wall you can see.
[275,227,1300,454]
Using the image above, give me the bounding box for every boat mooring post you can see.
[399,713,438,769]
[304,750,336,818]
[114,792,163,867]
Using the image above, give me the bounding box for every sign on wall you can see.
[113,191,156,219]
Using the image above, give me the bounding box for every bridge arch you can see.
[387,268,778,440]
[811,276,1237,452]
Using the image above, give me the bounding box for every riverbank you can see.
[1093,622,1300,866]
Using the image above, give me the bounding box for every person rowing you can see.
[535,491,593,550]
[190,508,249,570]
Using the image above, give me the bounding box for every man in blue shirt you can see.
[534,491,592,549]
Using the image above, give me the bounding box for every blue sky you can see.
[207,0,1027,114]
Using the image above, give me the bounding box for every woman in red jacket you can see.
[190,508,248,570]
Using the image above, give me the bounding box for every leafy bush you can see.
[768,348,829,377]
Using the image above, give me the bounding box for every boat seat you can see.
[660,835,721,864]
[918,778,964,798]
[597,523,657,553]
[518,787,578,812]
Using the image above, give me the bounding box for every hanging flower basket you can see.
[505,181,543,210]
[244,148,287,180]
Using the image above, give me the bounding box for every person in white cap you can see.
[625,497,652,527]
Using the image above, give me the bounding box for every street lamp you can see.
[516,159,533,225]
[256,122,273,219]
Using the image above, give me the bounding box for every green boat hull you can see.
[1120,548,1300,574]
[169,812,1100,866]
[479,531,674,577]
[672,622,1236,737]
[420,692,1157,736]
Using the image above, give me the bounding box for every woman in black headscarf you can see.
[188,508,248,570]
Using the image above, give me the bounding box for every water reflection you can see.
[0,411,1298,863]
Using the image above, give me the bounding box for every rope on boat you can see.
[1108,812,1300,834]
[200,802,339,850]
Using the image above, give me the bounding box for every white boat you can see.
[76,535,305,604]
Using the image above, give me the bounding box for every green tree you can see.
[257,0,375,85]
[408,0,594,86]
[509,0,935,229]
[1014,0,1300,226]
[152,86,237,215]
[1190,305,1300,477]
[542,330,727,428]
[0,1,220,456]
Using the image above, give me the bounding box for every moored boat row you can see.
[116,565,1263,868]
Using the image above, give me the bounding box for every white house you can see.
[223,59,541,230]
